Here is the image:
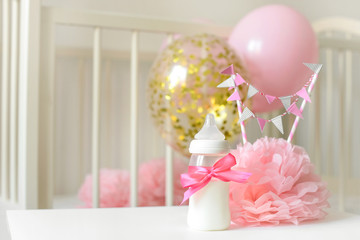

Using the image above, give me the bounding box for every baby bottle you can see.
[187,113,231,231]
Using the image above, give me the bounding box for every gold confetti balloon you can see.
[147,34,249,157]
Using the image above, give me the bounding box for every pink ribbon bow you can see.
[180,153,251,204]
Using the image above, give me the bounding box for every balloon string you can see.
[287,74,318,143]
[227,73,247,144]
[235,96,247,144]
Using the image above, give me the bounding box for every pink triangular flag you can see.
[220,65,234,75]
[265,95,276,104]
[234,73,245,86]
[227,91,241,101]
[287,102,303,119]
[257,118,267,132]
[296,87,311,103]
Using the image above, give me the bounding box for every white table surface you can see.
[6,206,360,240]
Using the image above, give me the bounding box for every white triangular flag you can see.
[271,115,284,134]
[239,107,254,123]
[303,63,323,74]
[217,75,235,88]
[279,96,291,110]
[247,85,258,99]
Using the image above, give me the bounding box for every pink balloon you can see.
[228,5,318,113]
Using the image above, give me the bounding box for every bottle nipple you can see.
[194,113,225,140]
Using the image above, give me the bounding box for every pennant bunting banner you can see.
[247,85,258,99]
[271,115,284,134]
[216,63,324,140]
[265,95,276,104]
[239,107,254,123]
[296,87,311,102]
[279,96,292,110]
[287,102,303,118]
[304,63,323,74]
[220,64,234,75]
[234,73,246,86]
[217,76,235,88]
[257,118,267,132]
[227,91,241,101]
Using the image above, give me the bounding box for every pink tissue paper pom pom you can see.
[229,137,330,226]
[78,158,187,208]
[138,158,187,206]
[78,169,130,208]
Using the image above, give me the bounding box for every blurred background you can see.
[0,0,359,215]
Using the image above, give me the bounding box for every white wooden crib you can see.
[0,1,359,215]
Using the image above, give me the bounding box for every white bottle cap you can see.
[189,113,230,154]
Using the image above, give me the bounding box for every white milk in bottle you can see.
[187,113,231,231]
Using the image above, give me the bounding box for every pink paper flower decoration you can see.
[78,158,187,208]
[78,169,130,208]
[138,158,187,206]
[229,137,330,226]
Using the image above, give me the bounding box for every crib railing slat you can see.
[92,27,102,208]
[325,39,333,176]
[38,5,55,209]
[130,30,139,207]
[339,34,354,211]
[77,58,86,186]
[338,51,345,211]
[345,34,353,185]
[1,0,11,201]
[9,0,20,203]
[165,34,175,207]
[17,0,41,209]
